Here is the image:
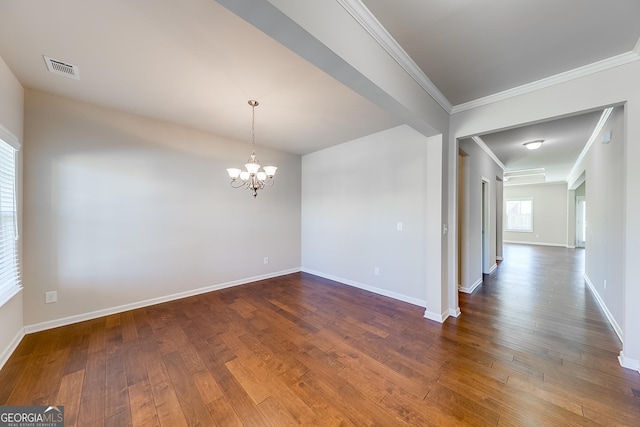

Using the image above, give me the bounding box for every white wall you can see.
[457,138,502,293]
[301,125,431,307]
[450,59,640,369]
[503,182,568,247]
[496,179,503,259]
[0,58,23,141]
[23,90,301,329]
[0,56,24,369]
[584,106,624,339]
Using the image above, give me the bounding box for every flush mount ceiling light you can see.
[523,140,544,150]
[226,100,277,198]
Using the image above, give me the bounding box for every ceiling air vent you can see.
[43,56,79,79]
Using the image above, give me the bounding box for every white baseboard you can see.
[24,268,300,334]
[424,308,449,323]
[0,329,25,371]
[449,307,461,318]
[459,278,482,294]
[618,351,640,373]
[496,256,503,261]
[489,263,498,273]
[504,240,567,247]
[566,245,576,249]
[583,274,623,343]
[301,268,427,308]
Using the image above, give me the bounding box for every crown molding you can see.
[471,136,505,170]
[336,0,453,113]
[566,107,614,182]
[335,2,639,116]
[452,50,640,114]
[504,167,545,177]
[504,180,567,188]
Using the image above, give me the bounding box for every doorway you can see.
[481,178,490,274]
[576,195,586,248]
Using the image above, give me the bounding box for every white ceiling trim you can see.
[504,168,546,178]
[337,0,453,113]
[471,136,505,170]
[324,3,640,118]
[505,180,567,188]
[566,107,614,182]
[452,49,640,114]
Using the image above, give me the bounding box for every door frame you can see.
[481,178,491,274]
[576,195,586,248]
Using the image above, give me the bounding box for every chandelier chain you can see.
[251,101,256,152]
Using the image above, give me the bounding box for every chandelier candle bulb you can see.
[227,168,241,179]
[245,162,261,174]
[263,166,277,177]
[227,99,277,198]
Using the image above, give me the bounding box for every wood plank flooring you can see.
[2,244,640,426]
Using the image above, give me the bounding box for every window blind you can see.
[506,199,533,232]
[0,138,20,306]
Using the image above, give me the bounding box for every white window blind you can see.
[506,199,533,232]
[0,138,20,306]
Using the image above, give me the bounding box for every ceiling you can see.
[0,0,401,155]
[476,110,605,183]
[362,0,640,106]
[0,0,638,175]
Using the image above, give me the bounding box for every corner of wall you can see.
[584,273,623,343]
[0,54,25,371]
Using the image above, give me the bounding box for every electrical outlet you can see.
[263,257,269,265]
[45,291,57,304]
[374,267,380,276]
[396,222,403,231]
[604,279,607,290]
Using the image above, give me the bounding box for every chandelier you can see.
[226,100,277,198]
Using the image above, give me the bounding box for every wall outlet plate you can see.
[45,291,57,304]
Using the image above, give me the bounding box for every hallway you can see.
[449,243,639,424]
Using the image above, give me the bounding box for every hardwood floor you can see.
[2,244,639,426]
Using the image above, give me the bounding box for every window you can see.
[506,198,533,232]
[0,136,20,306]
